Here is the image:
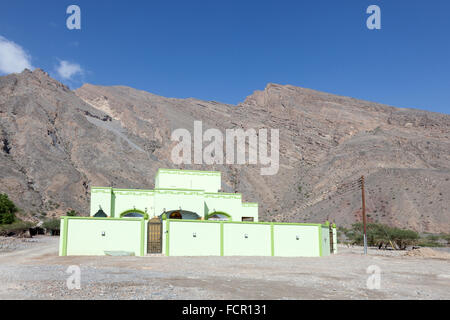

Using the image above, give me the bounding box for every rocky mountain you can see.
[1,69,449,232]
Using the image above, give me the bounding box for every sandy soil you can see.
[0,236,449,300]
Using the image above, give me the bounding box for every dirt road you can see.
[0,236,449,300]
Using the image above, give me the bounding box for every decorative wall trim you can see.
[167,219,322,227]
[113,188,154,192]
[91,187,112,194]
[154,188,204,196]
[62,216,145,222]
[158,168,220,176]
[113,190,154,196]
[242,202,258,207]
[204,192,241,199]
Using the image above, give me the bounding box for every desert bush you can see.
[417,239,443,247]
[42,218,60,232]
[66,210,78,217]
[416,233,447,247]
[441,234,450,245]
[347,223,419,249]
[388,227,419,249]
[0,219,34,236]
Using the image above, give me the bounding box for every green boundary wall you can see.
[162,219,332,257]
[59,216,147,257]
[60,216,336,257]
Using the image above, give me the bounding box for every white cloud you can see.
[56,60,83,80]
[0,36,33,74]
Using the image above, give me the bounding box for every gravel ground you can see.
[0,236,449,300]
[0,236,41,253]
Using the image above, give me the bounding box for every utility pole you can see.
[360,175,368,255]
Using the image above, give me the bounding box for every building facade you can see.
[90,168,258,222]
[59,169,337,257]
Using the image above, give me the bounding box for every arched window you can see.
[206,212,231,221]
[160,210,201,220]
[123,212,144,218]
[119,209,147,219]
[169,211,182,219]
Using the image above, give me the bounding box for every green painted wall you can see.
[321,226,331,256]
[60,217,331,257]
[273,224,320,257]
[90,187,112,216]
[223,223,271,256]
[203,193,242,220]
[155,169,221,192]
[72,170,334,258]
[240,203,259,222]
[113,190,154,217]
[90,169,260,222]
[168,220,221,256]
[153,189,204,217]
[164,220,323,257]
[61,217,146,256]
[332,226,338,254]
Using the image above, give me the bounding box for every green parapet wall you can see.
[155,168,221,192]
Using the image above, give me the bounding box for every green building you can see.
[59,169,337,257]
[89,168,258,222]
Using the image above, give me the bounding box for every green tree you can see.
[388,226,419,249]
[347,222,419,249]
[0,193,18,225]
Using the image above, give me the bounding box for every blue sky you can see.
[0,0,449,114]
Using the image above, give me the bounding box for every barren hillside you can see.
[0,69,449,232]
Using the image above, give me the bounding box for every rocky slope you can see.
[0,69,449,232]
